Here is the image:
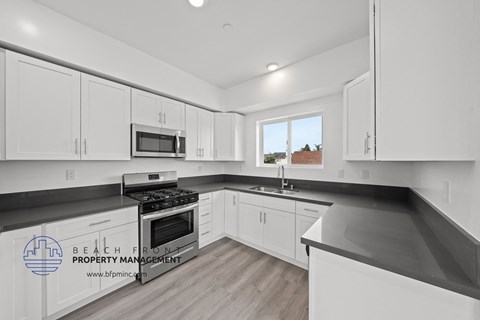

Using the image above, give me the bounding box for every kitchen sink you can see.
[273,189,299,195]
[249,186,279,193]
[249,186,299,195]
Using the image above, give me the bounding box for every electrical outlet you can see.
[442,181,450,203]
[361,169,369,180]
[338,169,345,178]
[66,169,76,180]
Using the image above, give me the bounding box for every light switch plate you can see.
[338,169,345,178]
[361,169,369,180]
[66,169,76,180]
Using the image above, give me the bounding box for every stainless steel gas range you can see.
[122,171,199,284]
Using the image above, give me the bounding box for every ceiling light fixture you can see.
[188,0,207,8]
[266,63,279,72]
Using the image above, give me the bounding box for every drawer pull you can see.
[304,208,319,213]
[200,198,209,201]
[89,219,111,227]
[201,231,210,236]
[201,213,211,217]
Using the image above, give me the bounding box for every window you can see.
[258,112,323,167]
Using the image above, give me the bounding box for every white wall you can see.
[225,37,369,113]
[0,159,224,194]
[225,94,413,187]
[0,0,225,111]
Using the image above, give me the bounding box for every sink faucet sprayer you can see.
[277,165,289,189]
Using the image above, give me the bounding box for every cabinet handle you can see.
[89,219,111,227]
[264,212,266,224]
[74,138,78,155]
[366,132,371,154]
[95,239,98,253]
[304,208,319,213]
[201,231,210,236]
[103,236,106,249]
[159,112,162,123]
[201,212,211,217]
[163,112,166,124]
[83,139,87,155]
[233,195,236,205]
[260,211,262,223]
[364,137,367,155]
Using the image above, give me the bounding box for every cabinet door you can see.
[46,233,100,316]
[224,191,239,237]
[131,88,161,127]
[214,113,234,160]
[185,105,199,160]
[374,0,475,160]
[0,226,42,320]
[161,97,185,130]
[295,214,317,264]
[343,72,375,160]
[99,222,138,290]
[211,190,225,238]
[238,203,264,247]
[263,208,295,259]
[198,109,214,160]
[81,74,131,160]
[233,114,245,161]
[5,51,81,160]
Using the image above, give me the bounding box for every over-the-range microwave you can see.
[131,124,186,158]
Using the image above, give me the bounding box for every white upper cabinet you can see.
[185,104,214,161]
[214,113,245,161]
[5,51,81,160]
[131,89,161,127]
[372,0,475,161]
[81,74,131,160]
[161,97,185,130]
[131,89,185,130]
[343,72,374,161]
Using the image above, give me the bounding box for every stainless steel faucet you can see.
[277,165,288,189]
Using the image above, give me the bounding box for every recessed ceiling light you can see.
[223,23,233,32]
[266,63,279,72]
[188,0,207,8]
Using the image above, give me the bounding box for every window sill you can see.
[257,164,324,170]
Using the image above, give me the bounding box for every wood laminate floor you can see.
[61,238,308,320]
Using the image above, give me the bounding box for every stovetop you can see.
[126,187,199,214]
[128,187,196,202]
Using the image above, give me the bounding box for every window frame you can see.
[257,111,324,169]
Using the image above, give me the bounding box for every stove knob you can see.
[173,200,179,206]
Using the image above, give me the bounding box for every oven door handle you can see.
[142,203,198,221]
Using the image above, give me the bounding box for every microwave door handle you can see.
[175,133,180,156]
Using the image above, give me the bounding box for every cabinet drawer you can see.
[296,202,329,219]
[45,206,138,241]
[199,222,212,242]
[264,196,295,213]
[239,192,264,207]
[199,193,212,205]
[199,204,212,225]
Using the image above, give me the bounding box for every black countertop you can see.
[0,195,139,232]
[185,182,480,299]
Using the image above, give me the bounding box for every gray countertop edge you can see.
[0,196,139,233]
[301,236,480,300]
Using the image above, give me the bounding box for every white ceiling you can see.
[34,0,369,89]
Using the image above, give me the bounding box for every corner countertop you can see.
[0,195,139,232]
[185,182,480,300]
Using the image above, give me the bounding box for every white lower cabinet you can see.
[46,233,100,316]
[99,222,138,290]
[238,195,296,260]
[263,208,295,259]
[224,190,239,237]
[238,203,264,247]
[295,214,317,264]
[0,225,42,320]
[199,191,225,247]
[45,207,138,318]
